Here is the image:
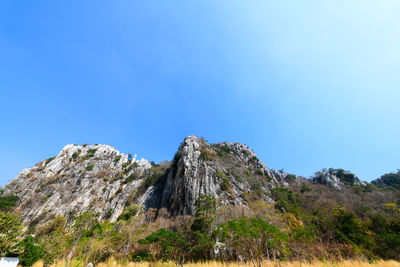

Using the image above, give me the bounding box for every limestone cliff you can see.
[1,136,294,227]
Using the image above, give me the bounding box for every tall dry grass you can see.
[31,258,400,267]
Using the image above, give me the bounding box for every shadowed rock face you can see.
[1,135,292,227]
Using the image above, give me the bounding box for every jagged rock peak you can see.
[2,136,295,228]
[156,135,290,216]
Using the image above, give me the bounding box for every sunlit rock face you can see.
[1,136,294,227]
[158,135,291,216]
[2,144,151,226]
[311,168,366,191]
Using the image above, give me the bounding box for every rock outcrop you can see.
[1,144,151,225]
[1,136,294,227]
[311,168,366,190]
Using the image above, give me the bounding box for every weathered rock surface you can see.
[157,136,289,215]
[2,144,151,226]
[311,168,366,191]
[3,136,354,228]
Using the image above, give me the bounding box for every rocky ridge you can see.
[2,135,374,228]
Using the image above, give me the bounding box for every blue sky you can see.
[1,1,400,185]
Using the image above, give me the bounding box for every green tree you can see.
[0,211,22,257]
[216,217,288,266]
[17,236,43,267]
[139,228,191,266]
[191,194,217,234]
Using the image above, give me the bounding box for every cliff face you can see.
[1,144,152,226]
[158,135,290,215]
[1,136,293,227]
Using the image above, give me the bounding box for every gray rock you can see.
[1,136,294,226]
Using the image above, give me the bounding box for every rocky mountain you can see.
[2,135,400,264]
[1,135,396,229]
[1,135,293,227]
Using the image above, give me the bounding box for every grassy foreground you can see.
[31,258,400,267]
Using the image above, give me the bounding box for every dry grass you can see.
[31,258,400,267]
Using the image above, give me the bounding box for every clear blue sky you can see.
[1,1,400,185]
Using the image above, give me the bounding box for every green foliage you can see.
[17,236,43,267]
[118,205,140,221]
[87,149,97,157]
[271,187,302,217]
[72,211,99,239]
[139,228,191,265]
[216,217,288,262]
[45,157,56,165]
[86,164,94,171]
[291,225,316,244]
[234,175,243,183]
[216,170,230,191]
[123,162,138,173]
[284,174,297,183]
[251,181,263,198]
[0,195,19,212]
[0,211,23,257]
[373,170,400,190]
[191,194,217,234]
[72,149,81,160]
[215,144,233,157]
[114,155,121,163]
[124,173,138,184]
[300,184,312,193]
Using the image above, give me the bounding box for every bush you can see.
[300,184,312,193]
[86,164,94,171]
[200,148,215,161]
[45,157,55,165]
[17,236,43,267]
[216,217,288,262]
[0,211,23,257]
[216,170,230,191]
[271,188,302,217]
[72,150,81,160]
[0,195,19,212]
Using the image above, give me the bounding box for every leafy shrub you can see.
[271,188,302,217]
[72,149,81,160]
[86,164,94,171]
[0,211,23,256]
[45,157,55,165]
[300,184,312,193]
[216,170,230,191]
[17,236,43,267]
[216,217,288,262]
[114,155,121,163]
[373,171,400,190]
[87,149,97,157]
[118,205,140,221]
[285,174,297,183]
[0,195,19,212]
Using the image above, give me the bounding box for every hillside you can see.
[1,136,399,265]
[1,136,292,227]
